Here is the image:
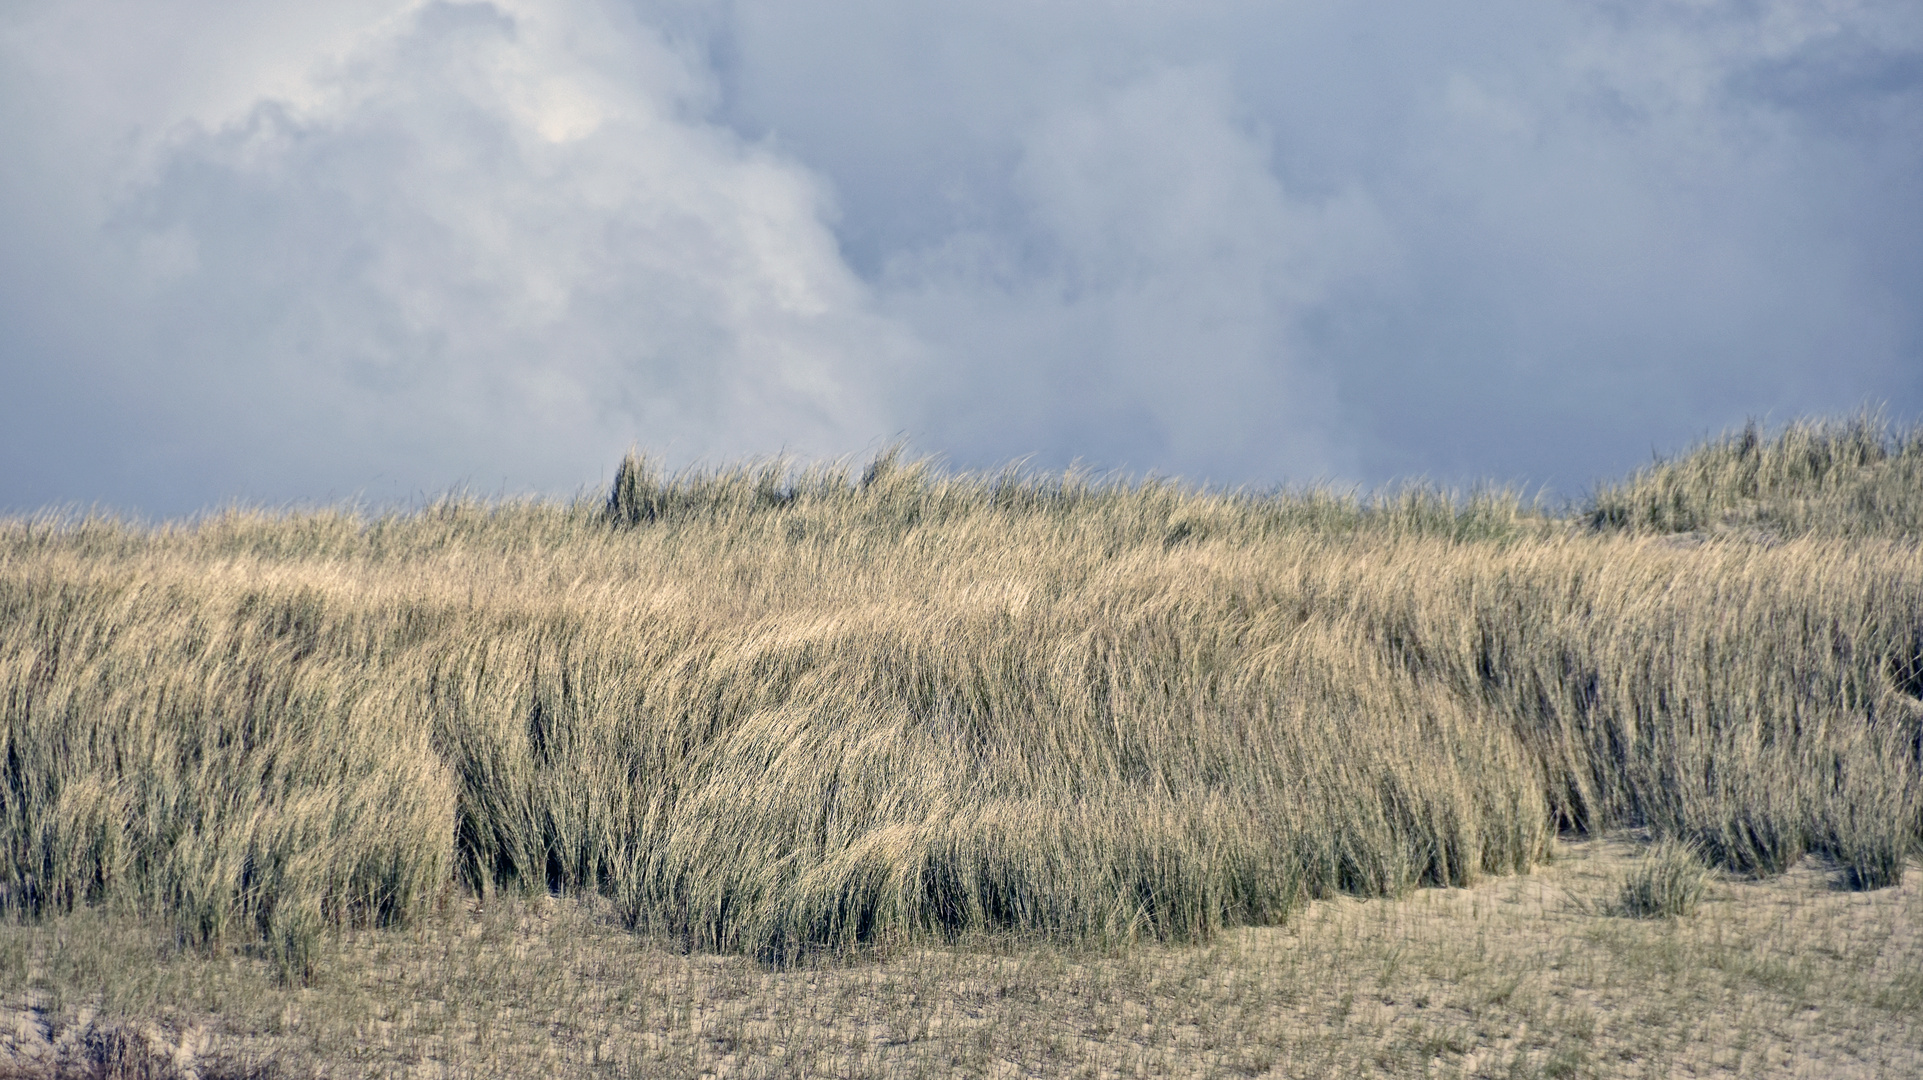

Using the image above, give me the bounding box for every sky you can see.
[2,0,1919,516]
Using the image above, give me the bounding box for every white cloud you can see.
[2,0,919,509]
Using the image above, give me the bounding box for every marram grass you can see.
[1616,839,1711,918]
[1588,411,1923,538]
[3,420,1920,976]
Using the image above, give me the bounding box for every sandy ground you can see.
[3,833,1918,1078]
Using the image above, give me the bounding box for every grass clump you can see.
[1587,412,1923,538]
[1616,839,1711,918]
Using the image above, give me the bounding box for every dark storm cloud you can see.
[1730,33,1923,118]
[1,0,1919,515]
[704,0,1923,490]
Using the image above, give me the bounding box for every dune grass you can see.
[1,417,1919,986]
[1614,839,1711,919]
[1588,412,1923,538]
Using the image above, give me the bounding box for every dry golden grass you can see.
[1589,413,1923,539]
[1,415,1919,1076]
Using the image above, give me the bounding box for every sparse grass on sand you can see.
[2,835,1917,1078]
[2,413,1920,1077]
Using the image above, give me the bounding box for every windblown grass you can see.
[2,420,1919,976]
[1589,411,1923,537]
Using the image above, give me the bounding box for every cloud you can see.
[711,0,1923,489]
[1352,0,1923,480]
[1,0,1918,514]
[877,67,1393,483]
[1,0,917,512]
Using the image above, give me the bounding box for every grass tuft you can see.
[1616,839,1711,918]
